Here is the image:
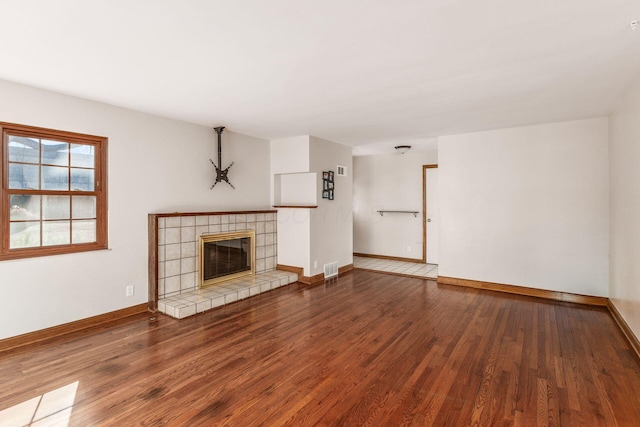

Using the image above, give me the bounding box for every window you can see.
[1,122,107,260]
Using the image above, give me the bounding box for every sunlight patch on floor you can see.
[0,381,78,427]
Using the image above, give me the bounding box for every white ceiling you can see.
[1,1,639,155]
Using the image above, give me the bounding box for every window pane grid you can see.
[9,195,98,248]
[3,123,106,258]
[8,134,96,193]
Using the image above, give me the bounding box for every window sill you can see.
[0,243,109,261]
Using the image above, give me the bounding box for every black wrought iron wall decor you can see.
[210,126,235,189]
[322,170,334,200]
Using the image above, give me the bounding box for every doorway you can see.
[423,165,438,265]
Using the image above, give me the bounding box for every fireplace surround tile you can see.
[166,259,180,277]
[266,256,276,270]
[265,233,275,245]
[211,295,225,309]
[164,305,175,318]
[181,226,195,243]
[201,288,223,297]
[249,284,262,297]
[180,272,196,290]
[225,292,238,304]
[165,217,181,228]
[181,216,195,227]
[196,300,212,313]
[166,244,181,261]
[181,242,196,258]
[177,305,196,318]
[265,221,275,233]
[165,276,180,294]
[265,245,276,257]
[165,228,180,244]
[180,256,196,274]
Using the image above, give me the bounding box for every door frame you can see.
[422,164,438,263]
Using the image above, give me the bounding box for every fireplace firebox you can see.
[199,231,255,287]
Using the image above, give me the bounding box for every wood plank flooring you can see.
[1,270,639,426]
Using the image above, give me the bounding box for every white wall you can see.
[353,150,438,259]
[438,118,609,296]
[609,74,640,338]
[271,136,353,277]
[271,136,313,273]
[309,136,353,276]
[0,79,270,340]
[276,208,312,273]
[270,136,310,205]
[276,173,317,205]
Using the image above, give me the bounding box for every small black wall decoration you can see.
[322,170,334,200]
[210,126,235,189]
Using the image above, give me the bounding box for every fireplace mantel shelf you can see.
[152,209,277,217]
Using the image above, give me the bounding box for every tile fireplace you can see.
[148,210,298,318]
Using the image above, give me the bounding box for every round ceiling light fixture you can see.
[395,145,412,154]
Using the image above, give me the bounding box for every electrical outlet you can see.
[126,285,134,297]
[313,260,318,269]
[407,245,411,253]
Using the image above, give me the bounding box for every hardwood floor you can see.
[1,270,639,426]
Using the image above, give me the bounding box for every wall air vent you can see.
[324,261,339,279]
